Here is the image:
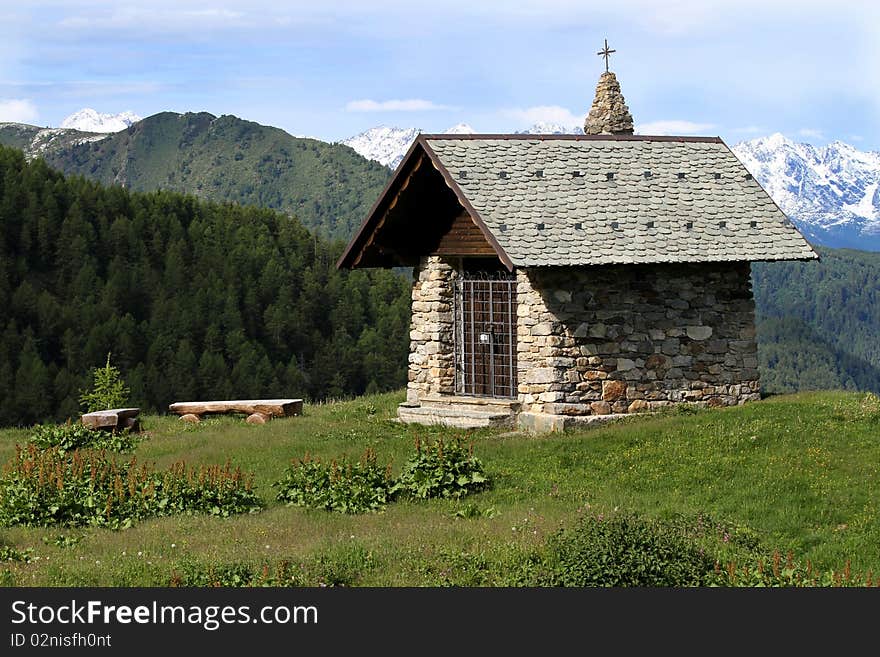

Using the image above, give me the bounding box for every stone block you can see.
[686,326,713,340]
[529,368,559,384]
[590,400,612,415]
[589,323,607,338]
[602,380,627,401]
[645,353,670,370]
[553,289,573,303]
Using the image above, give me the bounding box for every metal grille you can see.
[454,272,517,398]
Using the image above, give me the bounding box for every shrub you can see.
[0,445,261,529]
[274,448,393,514]
[537,511,717,587]
[29,422,141,452]
[79,353,130,413]
[391,437,489,500]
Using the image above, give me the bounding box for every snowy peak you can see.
[60,108,141,133]
[516,121,582,135]
[341,123,476,169]
[732,135,880,249]
[341,125,420,169]
[444,123,476,135]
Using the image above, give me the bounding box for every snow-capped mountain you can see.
[444,122,477,135]
[60,108,141,133]
[341,123,476,169]
[732,133,880,251]
[341,126,421,169]
[516,121,582,135]
[341,121,583,170]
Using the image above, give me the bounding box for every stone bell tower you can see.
[583,39,635,135]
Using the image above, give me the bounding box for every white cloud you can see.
[345,98,452,112]
[635,120,716,136]
[798,128,824,140]
[57,6,247,31]
[0,98,38,123]
[504,105,581,129]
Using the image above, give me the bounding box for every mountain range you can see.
[3,108,877,250]
[732,134,880,251]
[0,112,390,240]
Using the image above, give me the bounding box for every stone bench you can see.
[81,408,141,432]
[168,399,303,424]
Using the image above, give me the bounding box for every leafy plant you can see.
[42,533,83,548]
[536,511,717,587]
[453,503,498,519]
[79,353,131,413]
[29,421,141,452]
[392,437,489,500]
[273,449,393,514]
[0,445,261,529]
[712,550,880,587]
[0,543,32,563]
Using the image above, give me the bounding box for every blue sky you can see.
[3,0,880,149]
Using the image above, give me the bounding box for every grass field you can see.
[1,390,878,586]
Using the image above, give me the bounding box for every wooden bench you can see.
[168,399,303,424]
[81,408,141,432]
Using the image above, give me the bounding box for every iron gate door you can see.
[454,273,517,398]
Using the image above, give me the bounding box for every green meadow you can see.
[1,390,878,586]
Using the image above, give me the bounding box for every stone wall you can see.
[516,262,761,416]
[406,256,456,403]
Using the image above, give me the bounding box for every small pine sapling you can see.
[79,353,131,412]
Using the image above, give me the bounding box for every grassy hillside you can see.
[0,113,391,239]
[1,390,878,586]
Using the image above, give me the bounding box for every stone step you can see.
[398,403,515,429]
[419,394,521,411]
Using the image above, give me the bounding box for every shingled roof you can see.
[339,134,818,270]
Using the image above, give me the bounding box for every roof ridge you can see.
[419,134,723,143]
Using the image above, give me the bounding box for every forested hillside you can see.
[0,145,410,426]
[753,247,880,393]
[0,112,392,240]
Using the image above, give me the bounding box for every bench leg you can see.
[246,413,270,425]
[179,413,201,424]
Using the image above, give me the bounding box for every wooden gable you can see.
[432,211,497,257]
[338,138,512,270]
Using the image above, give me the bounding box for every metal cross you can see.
[597,38,616,72]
